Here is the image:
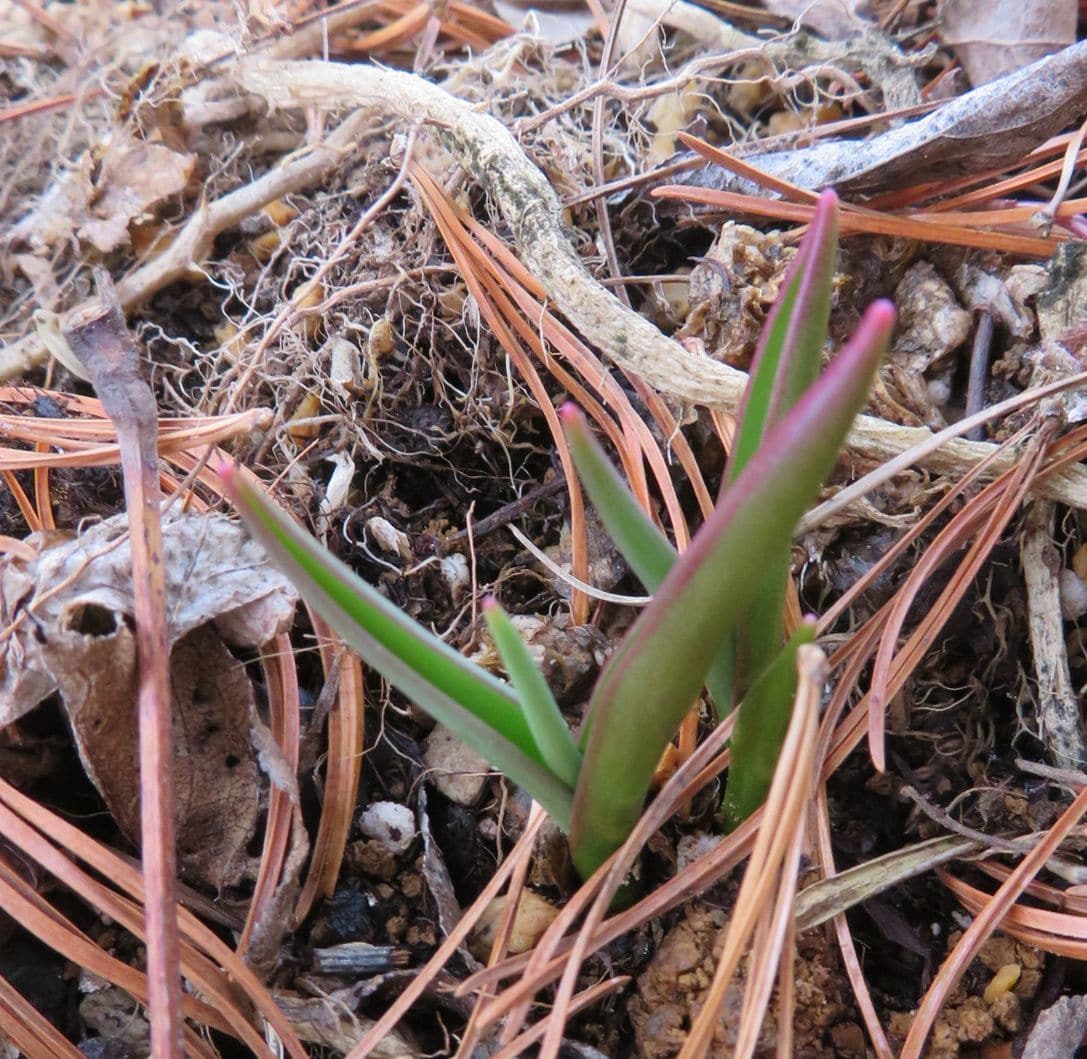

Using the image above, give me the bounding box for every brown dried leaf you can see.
[416,786,466,944]
[680,40,1087,193]
[78,138,195,254]
[0,511,297,726]
[763,0,868,38]
[939,0,1076,86]
[50,623,263,888]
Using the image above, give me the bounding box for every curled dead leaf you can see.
[0,511,299,889]
[79,137,195,254]
[0,513,297,724]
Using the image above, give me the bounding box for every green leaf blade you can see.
[483,598,582,788]
[721,619,817,831]
[219,466,575,827]
[568,299,895,877]
[559,403,676,590]
[560,403,739,721]
[727,190,839,484]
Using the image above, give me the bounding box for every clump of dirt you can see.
[628,900,861,1058]
[887,935,1045,1057]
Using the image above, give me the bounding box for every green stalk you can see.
[220,465,575,828]
[568,301,894,877]
[559,404,676,590]
[483,598,582,788]
[721,619,817,830]
[560,405,735,713]
[725,189,839,697]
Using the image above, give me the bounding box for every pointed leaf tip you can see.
[558,401,581,424]
[852,299,897,347]
[481,595,499,612]
[870,299,896,326]
[212,456,237,483]
[803,190,838,251]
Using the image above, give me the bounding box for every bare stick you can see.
[63,276,182,1059]
[1021,499,1086,769]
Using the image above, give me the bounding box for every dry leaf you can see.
[274,990,418,1056]
[12,254,59,308]
[8,156,95,252]
[417,785,465,941]
[45,621,261,888]
[678,40,1087,194]
[763,0,869,38]
[78,137,195,253]
[0,498,303,886]
[0,511,297,727]
[939,0,1076,86]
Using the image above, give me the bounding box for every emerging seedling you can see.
[221,192,895,878]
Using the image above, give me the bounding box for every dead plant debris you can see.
[3,1,1087,1057]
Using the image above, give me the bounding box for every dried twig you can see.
[62,275,182,1059]
[0,111,368,381]
[1021,499,1086,768]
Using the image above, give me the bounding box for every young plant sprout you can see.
[219,191,895,879]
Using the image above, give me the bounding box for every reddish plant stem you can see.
[64,277,182,1059]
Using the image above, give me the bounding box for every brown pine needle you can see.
[292,614,366,923]
[902,785,1087,1056]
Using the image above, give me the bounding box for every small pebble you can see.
[358,801,416,855]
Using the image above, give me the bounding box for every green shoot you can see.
[482,597,582,788]
[221,192,895,880]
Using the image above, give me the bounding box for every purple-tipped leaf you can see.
[727,190,840,485]
[724,191,840,694]
[569,301,895,877]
